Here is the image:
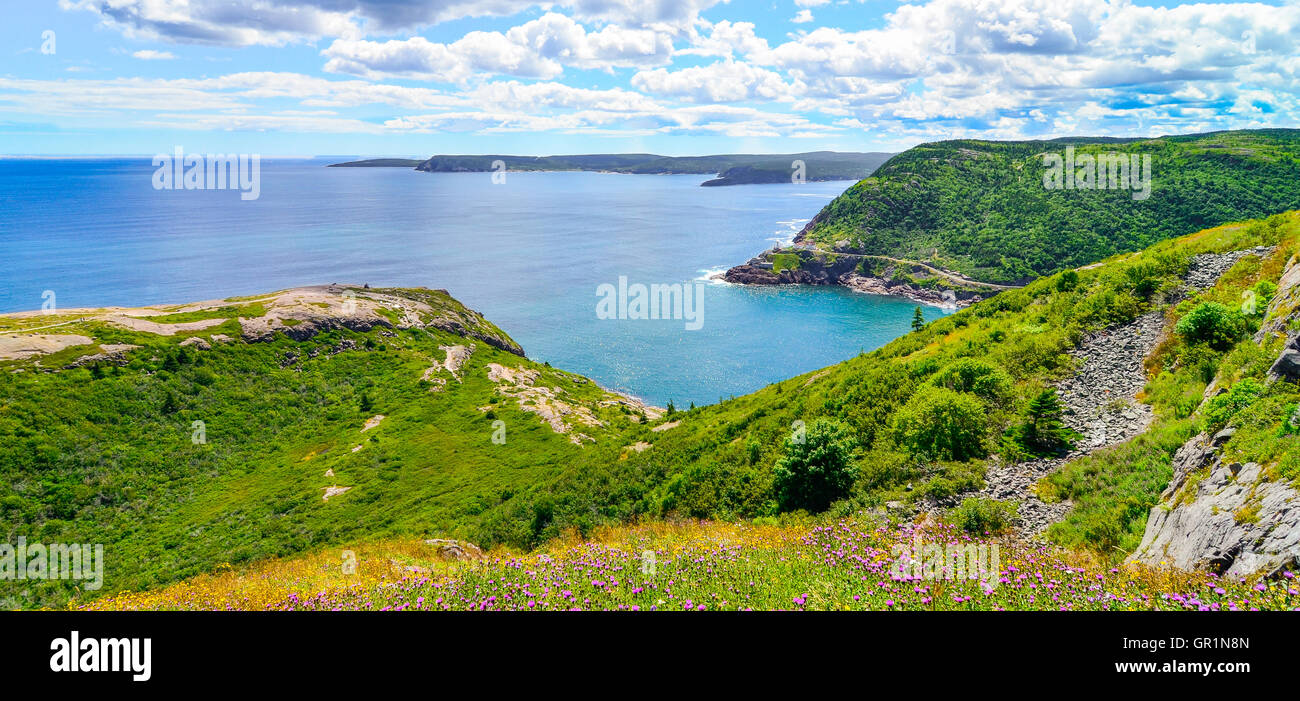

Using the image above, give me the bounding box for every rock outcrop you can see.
[722,249,987,307]
[1128,246,1299,577]
[1128,433,1299,577]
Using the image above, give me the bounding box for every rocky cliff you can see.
[1128,251,1300,577]
[722,248,992,307]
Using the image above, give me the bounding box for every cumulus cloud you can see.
[322,13,673,82]
[632,61,792,102]
[28,0,1300,145]
[677,20,770,58]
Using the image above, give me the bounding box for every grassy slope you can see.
[0,288,647,607]
[473,213,1300,562]
[798,129,1300,283]
[1043,228,1300,557]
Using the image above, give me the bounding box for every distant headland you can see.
[327,151,892,186]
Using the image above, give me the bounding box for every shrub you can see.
[928,358,1013,406]
[892,386,988,461]
[1055,270,1079,292]
[948,497,1017,534]
[1201,378,1265,433]
[772,418,858,512]
[1174,302,1246,350]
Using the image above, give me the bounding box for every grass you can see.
[78,515,1299,611]
[770,253,802,274]
[126,304,267,324]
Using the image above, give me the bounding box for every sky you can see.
[0,0,1296,156]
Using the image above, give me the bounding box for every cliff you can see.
[1127,249,1300,576]
[722,248,998,307]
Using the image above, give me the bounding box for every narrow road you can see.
[790,246,1023,290]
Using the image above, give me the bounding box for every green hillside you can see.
[4,214,1298,609]
[0,286,653,607]
[797,129,1300,284]
[474,213,1300,560]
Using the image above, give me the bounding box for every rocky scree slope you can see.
[961,247,1273,535]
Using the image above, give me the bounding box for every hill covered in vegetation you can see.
[5,213,1299,610]
[0,286,659,608]
[794,130,1300,284]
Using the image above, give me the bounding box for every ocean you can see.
[0,157,948,406]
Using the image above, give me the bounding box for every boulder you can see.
[1269,348,1300,380]
[423,539,485,561]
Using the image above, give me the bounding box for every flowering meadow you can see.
[79,516,1298,611]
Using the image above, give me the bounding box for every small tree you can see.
[1019,389,1070,452]
[1055,269,1080,292]
[359,390,374,413]
[911,306,925,332]
[772,418,857,512]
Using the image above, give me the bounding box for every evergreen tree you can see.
[911,306,925,332]
[1021,389,1069,451]
[359,390,374,413]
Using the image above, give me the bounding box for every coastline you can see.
[719,249,993,309]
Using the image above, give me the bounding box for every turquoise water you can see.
[0,158,948,406]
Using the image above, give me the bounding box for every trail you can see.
[791,247,1023,290]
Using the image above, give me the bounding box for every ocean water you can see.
[0,158,948,406]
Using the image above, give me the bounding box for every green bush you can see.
[949,497,1018,534]
[1175,302,1246,350]
[772,418,858,512]
[1202,378,1265,433]
[928,358,1013,406]
[1011,389,1074,454]
[892,386,988,461]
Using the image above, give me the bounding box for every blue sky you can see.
[1,0,1296,156]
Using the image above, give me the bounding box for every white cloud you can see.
[677,20,770,58]
[27,0,1300,145]
[322,13,673,82]
[791,10,814,24]
[632,61,792,102]
[132,50,175,60]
